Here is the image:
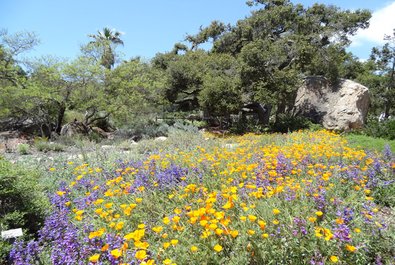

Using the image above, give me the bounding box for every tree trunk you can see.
[55,104,66,134]
[242,103,272,126]
[384,102,391,119]
[40,123,51,139]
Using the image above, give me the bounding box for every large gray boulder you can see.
[293,76,369,131]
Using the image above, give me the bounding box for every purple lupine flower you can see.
[293,217,308,237]
[309,251,324,265]
[333,224,352,242]
[10,240,41,265]
[337,207,354,224]
[382,144,393,160]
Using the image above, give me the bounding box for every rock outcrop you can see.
[293,77,369,131]
[60,120,90,137]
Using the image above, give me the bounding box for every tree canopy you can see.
[4,1,395,136]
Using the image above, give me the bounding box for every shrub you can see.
[17,144,30,155]
[117,119,170,141]
[0,158,48,263]
[34,138,65,152]
[271,114,315,133]
[363,118,395,140]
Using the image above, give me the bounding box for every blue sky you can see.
[1,0,394,61]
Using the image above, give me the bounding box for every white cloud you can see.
[351,1,395,47]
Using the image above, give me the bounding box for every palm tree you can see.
[88,27,124,69]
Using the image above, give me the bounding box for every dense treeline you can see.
[1,0,395,137]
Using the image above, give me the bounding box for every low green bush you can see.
[271,114,317,133]
[34,138,65,152]
[0,157,49,263]
[363,118,395,140]
[17,144,30,155]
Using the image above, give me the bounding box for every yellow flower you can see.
[75,210,84,216]
[222,200,234,209]
[170,239,178,246]
[110,249,122,259]
[212,225,222,234]
[262,233,269,238]
[75,215,83,221]
[89,253,100,263]
[163,259,172,265]
[308,217,317,223]
[190,245,198,253]
[329,256,339,263]
[248,215,257,222]
[272,209,281,215]
[101,244,109,252]
[200,220,208,226]
[272,219,280,225]
[354,228,361,233]
[115,221,124,231]
[152,226,163,233]
[135,250,147,260]
[230,230,239,238]
[315,211,323,217]
[258,220,266,230]
[346,244,357,252]
[208,223,218,230]
[56,191,66,196]
[123,207,132,216]
[213,244,223,252]
[163,217,170,225]
[135,241,149,249]
[163,242,170,249]
[247,229,255,235]
[172,216,180,223]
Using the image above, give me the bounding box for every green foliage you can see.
[164,50,208,111]
[271,114,316,133]
[86,27,124,70]
[185,20,227,50]
[357,29,395,118]
[362,118,395,140]
[373,179,395,208]
[34,138,65,152]
[200,54,240,113]
[0,158,48,262]
[345,133,395,153]
[63,110,85,124]
[108,58,167,127]
[117,118,170,141]
[17,143,30,155]
[0,4,377,137]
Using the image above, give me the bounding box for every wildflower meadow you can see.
[10,130,395,265]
